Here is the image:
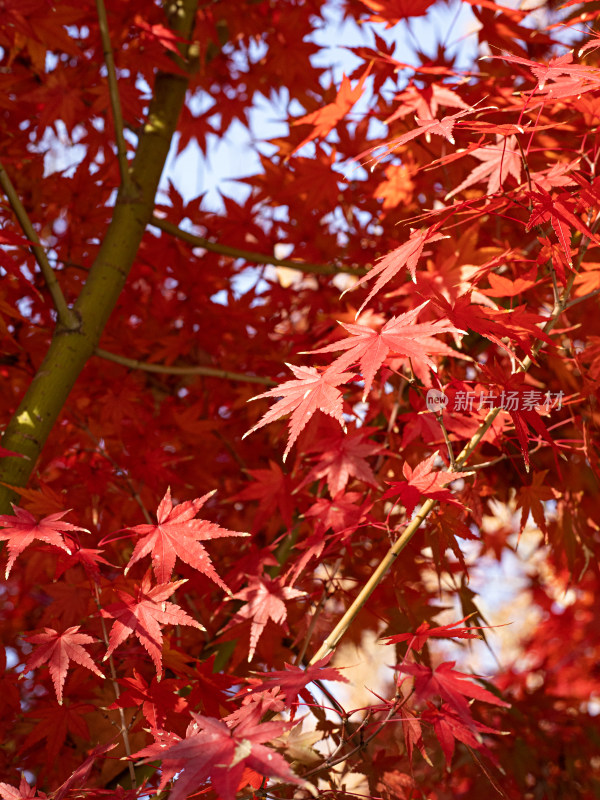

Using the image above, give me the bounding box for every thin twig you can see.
[0,159,78,330]
[95,0,132,190]
[564,286,600,309]
[93,585,137,788]
[78,420,152,524]
[95,347,277,386]
[150,215,365,277]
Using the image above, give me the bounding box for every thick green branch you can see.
[0,159,78,330]
[95,348,276,386]
[150,215,366,277]
[0,0,200,512]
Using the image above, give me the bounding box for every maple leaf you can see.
[480,367,560,467]
[111,669,190,730]
[516,470,554,536]
[243,364,355,461]
[133,15,185,54]
[244,654,349,706]
[360,106,484,166]
[494,50,593,91]
[428,292,554,357]
[54,546,113,580]
[52,743,117,800]
[383,452,465,517]
[23,626,105,705]
[102,573,204,675]
[384,83,470,125]
[0,505,88,578]
[235,460,295,532]
[399,660,510,723]
[422,703,501,765]
[446,135,522,199]
[343,229,447,313]
[287,491,373,584]
[0,776,46,800]
[292,67,371,153]
[384,616,488,652]
[229,576,305,661]
[311,301,462,399]
[301,424,384,496]
[133,712,303,800]
[22,700,95,766]
[123,488,248,589]
[526,185,598,269]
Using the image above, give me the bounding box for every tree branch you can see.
[0,0,201,511]
[0,159,78,330]
[150,215,366,277]
[95,0,132,190]
[95,347,276,386]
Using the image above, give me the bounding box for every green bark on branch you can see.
[0,0,200,514]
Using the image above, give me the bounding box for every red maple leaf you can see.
[428,292,553,357]
[383,452,465,517]
[343,228,447,313]
[446,135,522,199]
[301,424,384,496]
[132,712,303,800]
[480,366,560,466]
[123,488,248,589]
[311,301,461,399]
[516,470,554,536]
[102,573,204,675]
[287,491,373,584]
[359,107,480,168]
[229,576,305,661]
[399,660,510,723]
[54,545,113,580]
[23,626,105,705]
[0,505,88,578]
[244,655,348,706]
[110,669,190,730]
[384,616,488,652]
[384,83,470,125]
[0,776,46,800]
[292,67,371,152]
[494,50,593,91]
[422,702,501,765]
[244,364,355,461]
[235,460,295,532]
[526,185,598,269]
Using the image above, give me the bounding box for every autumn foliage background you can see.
[1,0,600,797]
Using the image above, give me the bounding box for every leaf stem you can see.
[94,585,137,788]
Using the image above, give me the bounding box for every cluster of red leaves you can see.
[1,0,600,799]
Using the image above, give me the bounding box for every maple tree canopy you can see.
[1,0,600,798]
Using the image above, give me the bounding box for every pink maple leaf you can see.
[23,626,105,705]
[0,505,88,578]
[244,364,355,461]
